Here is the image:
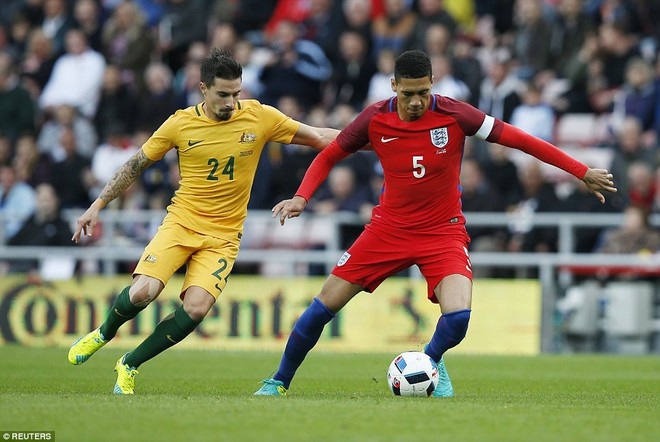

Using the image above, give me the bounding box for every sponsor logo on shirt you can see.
[144,254,157,263]
[430,127,448,151]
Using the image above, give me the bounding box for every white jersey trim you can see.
[475,115,495,140]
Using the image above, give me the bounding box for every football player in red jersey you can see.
[255,50,617,397]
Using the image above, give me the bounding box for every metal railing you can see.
[1,209,660,352]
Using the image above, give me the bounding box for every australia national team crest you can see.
[430,127,449,148]
[239,131,257,144]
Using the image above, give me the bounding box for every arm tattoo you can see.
[98,149,154,205]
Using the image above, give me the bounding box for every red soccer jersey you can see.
[336,95,488,231]
[296,95,587,233]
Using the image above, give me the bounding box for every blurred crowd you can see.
[2,0,660,276]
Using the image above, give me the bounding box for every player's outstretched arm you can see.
[272,195,308,226]
[582,168,617,204]
[72,149,154,243]
[290,123,340,151]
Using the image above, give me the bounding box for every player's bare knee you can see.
[129,275,164,307]
[182,287,215,322]
[182,297,214,322]
[182,304,208,322]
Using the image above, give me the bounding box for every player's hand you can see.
[272,195,308,226]
[72,201,103,243]
[581,168,617,204]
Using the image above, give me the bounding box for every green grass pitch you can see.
[1,346,658,442]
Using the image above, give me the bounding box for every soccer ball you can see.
[386,351,439,397]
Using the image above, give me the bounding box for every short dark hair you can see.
[394,50,432,81]
[200,48,242,86]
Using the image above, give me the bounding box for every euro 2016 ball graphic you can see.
[387,351,439,397]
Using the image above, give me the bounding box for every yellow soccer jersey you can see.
[142,99,300,239]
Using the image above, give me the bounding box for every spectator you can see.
[407,0,457,51]
[0,135,12,167]
[158,0,208,74]
[231,0,278,37]
[371,0,417,56]
[366,48,396,105]
[268,104,322,205]
[0,52,36,142]
[8,10,32,59]
[554,33,603,114]
[340,0,374,55]
[459,158,507,268]
[421,23,452,58]
[506,160,561,256]
[549,0,596,76]
[259,20,332,110]
[13,0,44,29]
[6,182,74,274]
[134,0,166,28]
[101,1,155,93]
[39,28,106,119]
[625,161,656,211]
[173,41,207,106]
[19,29,56,98]
[50,125,92,209]
[233,39,263,99]
[299,0,344,62]
[41,0,77,56]
[443,0,477,31]
[263,0,313,35]
[597,22,641,89]
[586,0,643,35]
[12,134,52,187]
[430,54,470,102]
[208,22,237,52]
[482,143,524,208]
[37,104,98,161]
[512,0,554,80]
[308,164,372,215]
[478,48,523,123]
[611,57,657,134]
[597,204,660,254]
[94,64,139,141]
[135,62,182,133]
[451,34,483,106]
[510,83,556,142]
[561,180,618,252]
[73,0,103,52]
[0,0,26,27]
[330,30,376,110]
[89,124,138,200]
[0,164,37,240]
[608,116,657,207]
[359,160,385,223]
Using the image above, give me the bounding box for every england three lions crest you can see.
[430,127,449,148]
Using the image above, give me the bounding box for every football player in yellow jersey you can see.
[67,48,341,394]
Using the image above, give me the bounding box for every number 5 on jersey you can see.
[413,155,425,178]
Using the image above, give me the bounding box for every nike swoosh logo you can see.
[166,334,178,344]
[381,136,399,143]
[188,140,204,147]
[114,308,131,318]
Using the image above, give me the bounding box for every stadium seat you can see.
[554,113,611,147]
